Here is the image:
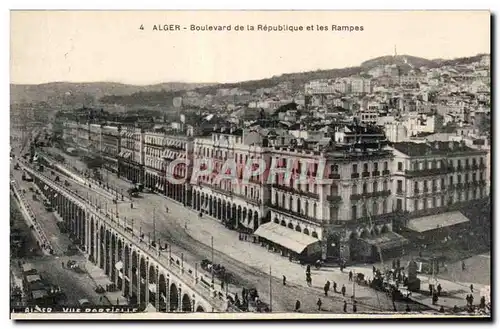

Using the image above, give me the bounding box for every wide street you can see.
[27,146,433,313]
[10,170,111,307]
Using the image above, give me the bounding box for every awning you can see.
[115,261,123,270]
[407,211,470,233]
[360,232,409,251]
[253,222,320,254]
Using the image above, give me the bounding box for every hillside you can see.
[10,81,215,105]
[361,55,438,71]
[99,66,363,107]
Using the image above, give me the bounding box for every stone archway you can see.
[139,256,147,306]
[131,250,138,300]
[295,224,301,233]
[158,274,167,312]
[181,293,192,312]
[110,234,117,281]
[195,305,205,312]
[124,244,130,296]
[149,264,157,307]
[303,228,309,235]
[274,217,279,224]
[311,231,318,238]
[169,283,178,312]
[288,222,294,229]
[99,226,105,270]
[280,220,286,227]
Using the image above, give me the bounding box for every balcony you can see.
[405,167,450,178]
[328,173,341,180]
[351,173,360,179]
[414,189,420,195]
[362,172,370,178]
[372,170,380,177]
[382,169,390,176]
[396,189,404,195]
[350,190,391,200]
[326,195,342,203]
[199,182,233,197]
[269,204,320,224]
[272,184,319,200]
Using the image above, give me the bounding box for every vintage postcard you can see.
[9,10,491,320]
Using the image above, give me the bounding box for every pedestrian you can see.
[439,306,445,313]
[116,298,119,305]
[437,283,442,296]
[453,305,459,313]
[333,281,337,293]
[429,284,433,294]
[405,304,411,312]
[462,261,466,271]
[295,300,301,312]
[341,284,346,297]
[282,275,286,286]
[470,284,474,293]
[343,300,347,312]
[130,202,133,209]
[324,282,329,296]
[372,265,376,275]
[352,300,357,313]
[317,298,322,311]
[470,294,474,305]
[306,265,311,274]
[349,271,353,281]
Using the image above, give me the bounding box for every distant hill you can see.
[10,81,215,105]
[361,55,438,72]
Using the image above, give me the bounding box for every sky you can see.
[10,10,491,85]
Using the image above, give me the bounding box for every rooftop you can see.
[392,141,478,156]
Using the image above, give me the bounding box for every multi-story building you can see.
[76,122,91,151]
[143,130,166,194]
[88,123,102,153]
[100,125,121,173]
[62,121,79,144]
[266,142,398,263]
[163,134,193,206]
[118,127,144,184]
[390,141,488,235]
[191,127,274,232]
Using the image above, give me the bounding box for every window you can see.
[473,173,477,181]
[449,176,454,185]
[432,197,437,208]
[289,196,293,210]
[352,184,358,194]
[397,180,403,192]
[374,162,379,171]
[458,159,462,168]
[383,199,388,213]
[465,174,469,183]
[363,163,369,172]
[297,199,301,214]
[465,159,470,167]
[414,199,419,211]
[331,164,339,173]
[362,183,368,194]
[372,202,378,215]
[281,194,285,207]
[384,161,388,171]
[351,206,357,220]
[458,175,462,183]
[396,199,403,211]
[414,182,419,193]
[424,180,428,191]
[441,178,445,190]
[352,164,358,173]
[397,162,403,171]
[373,181,378,192]
[383,180,389,191]
[331,183,339,196]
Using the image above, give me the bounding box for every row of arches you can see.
[33,174,207,313]
[192,189,260,231]
[144,171,187,204]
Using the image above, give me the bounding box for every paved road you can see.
[30,147,426,314]
[10,173,109,308]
